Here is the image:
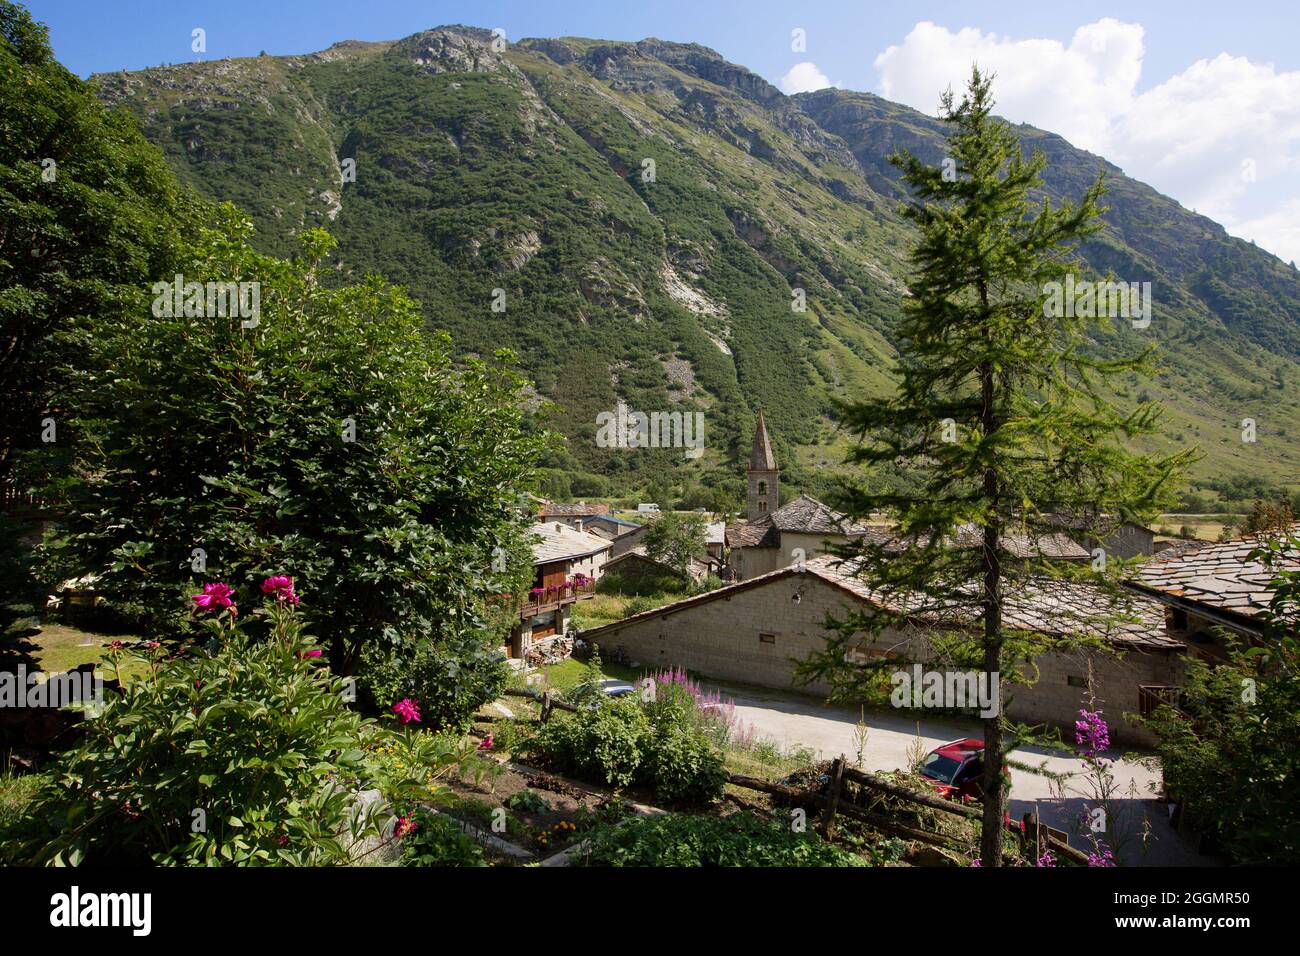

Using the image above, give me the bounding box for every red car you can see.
[917,738,986,802]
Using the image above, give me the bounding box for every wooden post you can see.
[540,691,554,725]
[821,756,846,839]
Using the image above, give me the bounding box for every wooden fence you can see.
[727,755,1090,865]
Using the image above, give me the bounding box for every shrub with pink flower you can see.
[392,698,422,724]
[260,575,300,604]
[394,814,418,840]
[191,582,236,615]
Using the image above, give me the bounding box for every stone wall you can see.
[590,569,1185,746]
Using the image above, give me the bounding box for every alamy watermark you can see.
[1042,274,1151,329]
[0,666,104,709]
[595,400,704,460]
[890,664,1000,718]
[151,274,261,328]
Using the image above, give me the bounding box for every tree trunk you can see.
[978,349,1005,867]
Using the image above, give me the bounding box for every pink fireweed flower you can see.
[395,815,417,840]
[1074,708,1111,758]
[191,582,236,615]
[260,575,300,604]
[392,698,422,724]
[479,733,494,751]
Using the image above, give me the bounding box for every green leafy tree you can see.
[641,510,708,582]
[46,221,545,694]
[795,69,1190,865]
[0,1,198,481]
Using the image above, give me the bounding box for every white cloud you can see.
[872,20,1300,264]
[780,61,835,94]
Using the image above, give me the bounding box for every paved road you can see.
[708,680,1217,866]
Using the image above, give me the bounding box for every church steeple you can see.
[746,410,779,521]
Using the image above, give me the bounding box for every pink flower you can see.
[395,815,417,839]
[392,698,422,724]
[260,575,300,604]
[479,733,494,750]
[191,582,236,615]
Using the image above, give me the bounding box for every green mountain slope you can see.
[90,25,1300,504]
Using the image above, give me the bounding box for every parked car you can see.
[917,738,986,802]
[566,679,637,708]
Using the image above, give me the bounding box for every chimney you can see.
[576,520,584,533]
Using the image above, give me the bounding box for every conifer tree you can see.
[796,69,1191,865]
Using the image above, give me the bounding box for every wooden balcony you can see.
[519,580,596,619]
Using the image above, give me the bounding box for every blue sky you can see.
[25,0,1300,262]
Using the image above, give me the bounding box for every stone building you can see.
[746,410,779,521]
[583,554,1186,744]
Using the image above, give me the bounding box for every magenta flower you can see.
[297,648,323,660]
[1036,850,1057,868]
[192,582,236,615]
[260,575,300,604]
[392,698,421,724]
[479,733,494,751]
[1088,847,1116,867]
[1074,708,1111,758]
[394,815,417,840]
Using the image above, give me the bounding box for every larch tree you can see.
[796,68,1191,865]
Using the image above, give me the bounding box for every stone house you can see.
[1040,513,1157,559]
[583,554,1186,744]
[602,547,713,585]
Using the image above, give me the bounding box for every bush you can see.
[527,696,648,789]
[574,811,868,867]
[361,634,507,732]
[398,808,486,867]
[10,583,479,866]
[524,682,726,806]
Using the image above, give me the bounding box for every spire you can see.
[748,410,777,472]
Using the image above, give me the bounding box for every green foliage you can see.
[398,808,487,867]
[523,683,726,806]
[573,811,867,867]
[1143,535,1300,864]
[503,789,551,815]
[528,696,649,789]
[641,511,709,582]
[45,222,544,682]
[9,592,479,866]
[360,633,507,732]
[0,0,200,479]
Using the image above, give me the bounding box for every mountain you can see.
[90,25,1300,506]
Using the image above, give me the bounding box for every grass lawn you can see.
[0,620,148,681]
[1155,513,1237,542]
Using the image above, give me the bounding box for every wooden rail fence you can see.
[727,754,1090,865]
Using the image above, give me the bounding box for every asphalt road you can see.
[708,679,1217,866]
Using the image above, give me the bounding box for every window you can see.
[757,481,767,495]
[1067,675,1088,688]
[758,501,767,513]
[759,632,776,644]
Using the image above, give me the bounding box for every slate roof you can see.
[949,524,1092,561]
[1127,527,1300,626]
[748,410,778,472]
[726,494,876,549]
[1037,512,1155,536]
[539,501,610,518]
[529,522,613,564]
[585,553,1176,650]
[605,546,711,579]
